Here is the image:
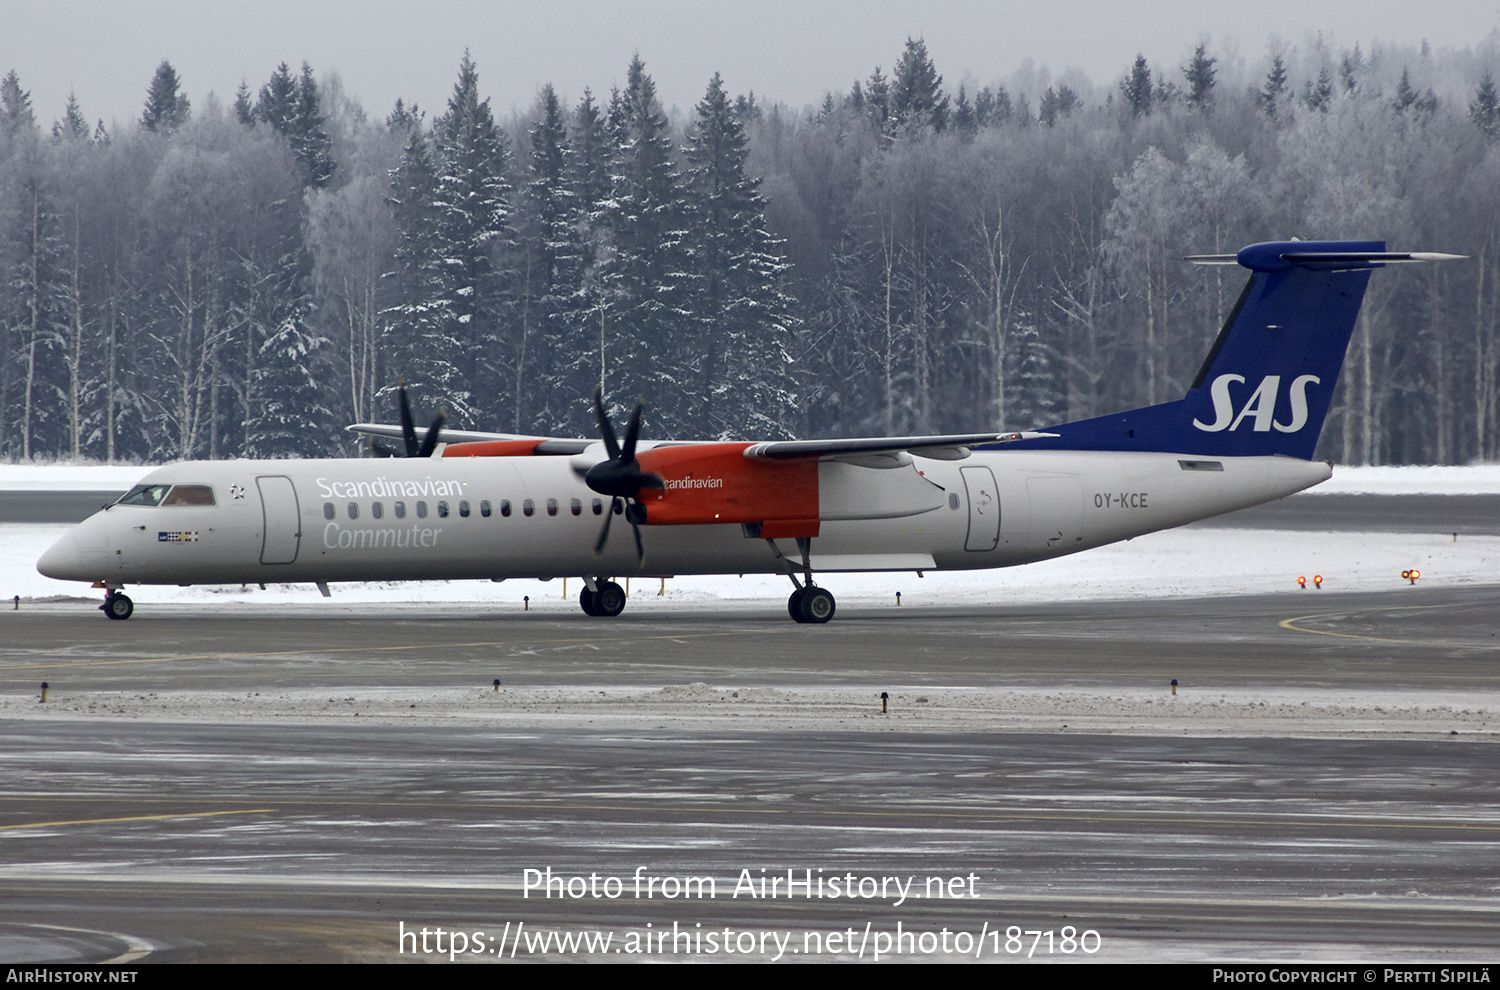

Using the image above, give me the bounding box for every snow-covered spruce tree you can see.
[254,62,336,189]
[1183,43,1217,112]
[1470,72,1500,142]
[429,52,511,429]
[1258,55,1289,121]
[290,63,336,189]
[682,72,796,439]
[382,127,462,425]
[599,56,697,435]
[140,61,190,134]
[890,38,949,133]
[244,312,331,456]
[1121,55,1153,118]
[510,83,572,433]
[549,87,617,436]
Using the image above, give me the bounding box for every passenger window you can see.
[500,500,511,518]
[372,502,384,519]
[323,502,335,520]
[592,498,603,516]
[347,502,359,520]
[117,484,172,507]
[570,498,582,516]
[162,485,215,506]
[459,500,470,518]
[394,501,406,519]
[546,498,558,517]
[437,500,449,518]
[522,499,534,517]
[481,500,492,518]
[416,501,428,519]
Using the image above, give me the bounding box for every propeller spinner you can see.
[576,388,663,562]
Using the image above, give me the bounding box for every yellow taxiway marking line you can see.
[1279,604,1457,644]
[0,630,756,672]
[0,809,273,831]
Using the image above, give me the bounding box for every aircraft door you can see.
[257,475,301,564]
[960,466,1000,551]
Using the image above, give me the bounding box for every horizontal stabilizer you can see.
[1186,248,1466,270]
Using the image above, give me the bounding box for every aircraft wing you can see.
[346,422,592,453]
[744,431,1057,462]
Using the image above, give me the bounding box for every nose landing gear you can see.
[101,590,134,620]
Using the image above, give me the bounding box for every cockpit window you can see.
[162,485,216,506]
[117,484,172,506]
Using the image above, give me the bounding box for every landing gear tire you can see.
[593,581,626,617]
[102,592,133,621]
[787,587,807,621]
[579,588,599,616]
[796,587,835,624]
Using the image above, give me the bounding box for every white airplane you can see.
[38,241,1459,623]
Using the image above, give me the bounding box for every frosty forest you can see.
[2,37,1499,465]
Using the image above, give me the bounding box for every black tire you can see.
[593,581,626,617]
[579,588,598,616]
[797,587,835,624]
[787,588,807,622]
[104,593,134,621]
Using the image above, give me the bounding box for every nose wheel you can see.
[101,591,134,620]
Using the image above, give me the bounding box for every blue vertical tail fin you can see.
[989,240,1462,459]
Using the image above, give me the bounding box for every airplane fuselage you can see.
[39,450,1329,588]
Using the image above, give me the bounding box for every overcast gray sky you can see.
[5,1,1500,129]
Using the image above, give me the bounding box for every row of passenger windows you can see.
[323,497,610,521]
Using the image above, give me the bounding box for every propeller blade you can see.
[417,413,446,458]
[631,519,645,564]
[593,497,619,556]
[592,387,621,463]
[620,402,644,463]
[398,382,418,457]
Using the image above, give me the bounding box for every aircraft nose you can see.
[37,531,89,581]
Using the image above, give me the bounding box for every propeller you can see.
[576,387,663,562]
[370,381,446,458]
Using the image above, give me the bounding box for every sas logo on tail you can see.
[1193,374,1320,433]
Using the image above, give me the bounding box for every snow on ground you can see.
[1306,464,1500,495]
[0,464,159,490]
[2,462,1499,494]
[4,682,1492,740]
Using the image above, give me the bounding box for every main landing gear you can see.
[578,579,627,617]
[101,589,133,620]
[787,585,836,624]
[770,535,836,624]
